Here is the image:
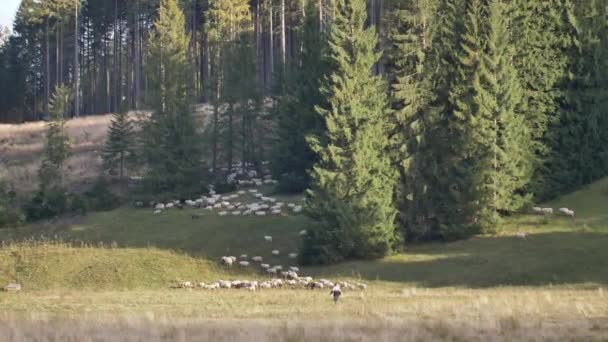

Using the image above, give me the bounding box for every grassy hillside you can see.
[1,179,608,290]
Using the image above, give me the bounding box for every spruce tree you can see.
[39,85,71,191]
[102,106,135,180]
[141,0,203,193]
[302,0,397,264]
[272,0,328,193]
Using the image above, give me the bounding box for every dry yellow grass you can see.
[0,287,607,341]
[0,115,112,196]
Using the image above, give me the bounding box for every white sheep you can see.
[357,283,367,290]
[240,254,248,259]
[272,250,280,256]
[213,203,222,209]
[260,263,270,269]
[264,236,273,243]
[155,203,165,210]
[249,189,258,193]
[221,256,234,267]
[252,256,263,262]
[267,268,277,275]
[293,206,303,213]
[271,209,282,215]
[205,206,213,211]
[289,266,299,272]
[232,211,242,216]
[218,211,228,216]
[288,253,298,259]
[166,203,175,209]
[541,208,553,215]
[154,209,162,215]
[256,211,267,216]
[239,261,250,267]
[559,208,575,217]
[274,265,283,271]
[515,232,527,239]
[532,207,543,215]
[299,230,307,236]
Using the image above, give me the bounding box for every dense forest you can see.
[0,0,607,264]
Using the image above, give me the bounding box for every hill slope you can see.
[1,179,608,290]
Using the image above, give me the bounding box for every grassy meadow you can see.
[1,179,608,340]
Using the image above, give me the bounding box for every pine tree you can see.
[272,0,329,193]
[141,0,204,193]
[39,84,72,191]
[389,0,441,241]
[102,106,135,180]
[302,0,397,264]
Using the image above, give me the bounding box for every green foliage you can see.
[0,182,24,228]
[83,178,120,211]
[302,0,398,264]
[141,0,204,194]
[39,85,71,191]
[272,0,328,194]
[102,107,135,179]
[23,189,84,221]
[212,182,237,194]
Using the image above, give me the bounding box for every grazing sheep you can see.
[260,263,270,269]
[289,267,299,272]
[559,208,575,217]
[166,203,175,209]
[205,206,213,211]
[252,256,263,262]
[541,208,553,215]
[155,203,165,210]
[299,230,307,236]
[218,211,228,216]
[264,236,273,243]
[232,211,242,216]
[271,209,282,215]
[256,211,267,216]
[221,256,234,268]
[288,253,298,259]
[238,190,246,195]
[213,203,222,209]
[221,201,231,207]
[357,283,367,291]
[272,250,280,256]
[154,210,162,215]
[249,189,258,193]
[267,268,277,275]
[532,207,543,214]
[288,203,296,208]
[243,210,253,216]
[239,261,250,267]
[293,206,303,213]
[274,265,283,271]
[515,232,527,239]
[240,254,248,259]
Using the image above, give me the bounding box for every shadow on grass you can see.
[310,231,608,288]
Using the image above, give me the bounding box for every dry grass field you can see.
[0,115,112,197]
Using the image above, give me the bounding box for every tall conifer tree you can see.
[302,0,397,264]
[141,0,203,193]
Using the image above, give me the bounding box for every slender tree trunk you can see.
[45,18,50,116]
[75,0,80,117]
[269,0,274,87]
[281,0,286,66]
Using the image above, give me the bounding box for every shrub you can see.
[0,182,25,228]
[23,188,88,221]
[276,173,309,194]
[213,182,236,194]
[84,178,119,211]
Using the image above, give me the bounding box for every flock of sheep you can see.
[175,277,366,293]
[531,206,575,217]
[150,187,304,217]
